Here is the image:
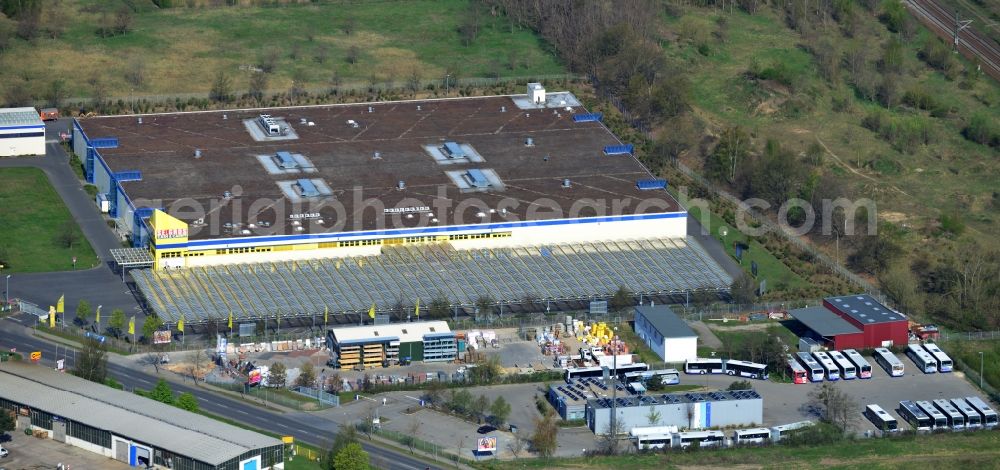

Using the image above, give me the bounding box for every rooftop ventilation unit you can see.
[562,178,571,188]
[603,144,634,155]
[528,82,546,104]
[636,178,667,190]
[223,114,227,120]
[347,119,359,128]
[373,151,382,160]
[368,106,374,113]
[300,118,308,124]
[525,137,534,147]
[465,169,490,188]
[417,105,422,111]
[194,149,202,159]
[137,117,143,125]
[296,178,320,198]
[500,105,506,113]
[258,114,281,136]
[273,151,298,169]
[573,113,603,123]
[442,142,465,159]
[397,180,405,190]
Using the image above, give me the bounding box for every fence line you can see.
[951,355,1000,403]
[942,330,1000,342]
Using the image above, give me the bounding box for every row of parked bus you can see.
[864,397,998,432]
[631,421,815,450]
[788,349,877,383]
[906,343,953,374]
[684,358,769,380]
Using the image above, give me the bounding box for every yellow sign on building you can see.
[149,210,189,244]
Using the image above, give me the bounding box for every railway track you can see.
[905,0,1000,83]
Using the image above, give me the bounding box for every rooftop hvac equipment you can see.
[525,137,534,147]
[373,151,382,160]
[308,121,315,126]
[417,105,422,111]
[562,178,571,188]
[368,106,374,113]
[300,118,308,124]
[137,117,143,125]
[636,178,667,190]
[397,180,405,190]
[442,141,465,158]
[528,82,546,104]
[347,119,359,128]
[500,106,506,113]
[431,217,438,223]
[465,169,490,188]
[273,151,298,169]
[194,149,202,159]
[573,113,603,123]
[258,114,281,136]
[296,178,320,198]
[603,144,634,155]
[543,155,550,162]
[223,114,228,120]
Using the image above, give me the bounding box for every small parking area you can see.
[0,434,131,470]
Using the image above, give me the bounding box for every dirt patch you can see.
[879,211,909,223]
[690,321,724,349]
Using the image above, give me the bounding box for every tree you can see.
[705,126,749,184]
[428,295,450,319]
[45,79,68,109]
[342,16,357,35]
[114,7,133,35]
[73,338,108,384]
[332,442,369,470]
[472,394,490,423]
[75,299,92,324]
[209,70,232,103]
[424,379,446,406]
[475,295,493,319]
[176,392,199,412]
[187,348,208,384]
[727,380,754,391]
[507,428,526,459]
[149,378,175,405]
[248,70,268,103]
[730,273,757,305]
[125,57,146,89]
[531,409,558,458]
[610,285,632,312]
[289,68,308,99]
[403,419,420,453]
[108,309,126,337]
[324,425,360,469]
[808,382,856,431]
[297,361,317,388]
[449,389,473,415]
[490,396,511,426]
[0,408,14,433]
[269,362,287,388]
[57,220,80,248]
[142,314,163,342]
[345,45,360,65]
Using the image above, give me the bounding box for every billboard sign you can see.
[248,368,262,386]
[152,330,172,344]
[30,351,41,362]
[239,322,255,337]
[476,437,497,453]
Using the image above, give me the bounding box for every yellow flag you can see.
[128,316,136,335]
[368,303,376,319]
[228,311,234,330]
[414,298,420,318]
[324,306,329,325]
[49,306,56,328]
[95,305,101,323]
[56,295,64,314]
[178,314,185,333]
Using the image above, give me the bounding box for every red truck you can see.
[39,108,60,121]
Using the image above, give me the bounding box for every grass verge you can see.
[0,168,96,273]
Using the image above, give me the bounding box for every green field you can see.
[0,0,565,98]
[480,429,1000,469]
[0,168,96,273]
[943,340,1000,393]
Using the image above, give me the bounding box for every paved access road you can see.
[0,318,441,470]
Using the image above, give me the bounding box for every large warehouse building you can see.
[74,87,733,323]
[0,107,45,157]
[633,305,697,363]
[0,361,284,469]
[789,294,908,349]
[587,389,763,434]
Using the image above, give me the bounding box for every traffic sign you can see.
[30,351,41,361]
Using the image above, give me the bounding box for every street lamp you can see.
[980,351,985,389]
[4,273,9,311]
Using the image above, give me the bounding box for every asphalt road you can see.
[0,317,440,470]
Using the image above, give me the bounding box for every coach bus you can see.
[564,363,649,380]
[795,352,825,382]
[965,396,999,428]
[676,430,726,449]
[843,349,873,379]
[921,343,953,373]
[906,344,938,374]
[631,426,678,450]
[624,368,681,386]
[770,420,814,442]
[932,399,965,430]
[829,350,857,380]
[863,404,898,433]
[724,359,769,380]
[685,358,724,375]
[873,348,905,377]
[916,401,949,429]
[732,428,771,446]
[787,355,809,384]
[951,398,983,428]
[898,400,933,431]
[811,351,840,381]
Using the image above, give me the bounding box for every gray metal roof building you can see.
[824,294,906,325]
[587,390,763,434]
[0,362,283,469]
[788,306,862,336]
[635,305,697,338]
[634,305,698,363]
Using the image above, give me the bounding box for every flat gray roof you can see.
[635,305,696,339]
[590,389,761,410]
[0,362,281,465]
[825,294,906,325]
[789,306,862,337]
[0,107,43,128]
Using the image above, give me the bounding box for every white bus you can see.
[685,358,724,375]
[906,344,938,374]
[863,404,899,433]
[724,359,769,380]
[898,400,933,431]
[916,400,949,429]
[921,343,953,373]
[631,425,678,450]
[829,351,857,380]
[843,349,873,379]
[675,430,726,448]
[770,420,814,442]
[624,368,681,386]
[932,399,965,430]
[951,398,983,428]
[964,396,999,428]
[732,427,771,445]
[795,352,825,382]
[873,348,905,377]
[811,351,840,381]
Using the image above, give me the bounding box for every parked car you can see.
[477,425,497,434]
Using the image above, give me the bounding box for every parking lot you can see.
[0,434,130,470]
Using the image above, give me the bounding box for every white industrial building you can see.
[634,305,698,363]
[0,107,46,157]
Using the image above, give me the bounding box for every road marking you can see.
[7,317,21,323]
[234,409,250,415]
